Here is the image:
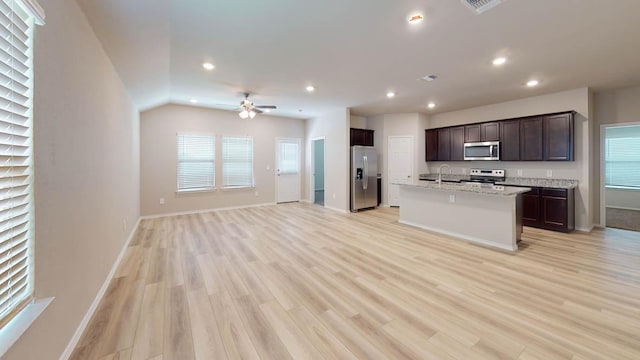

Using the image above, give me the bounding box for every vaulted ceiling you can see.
[77,0,640,119]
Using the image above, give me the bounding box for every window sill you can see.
[176,187,216,194]
[0,297,54,358]
[605,185,640,191]
[222,186,255,191]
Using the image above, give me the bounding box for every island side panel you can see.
[398,185,519,251]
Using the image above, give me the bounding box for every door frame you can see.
[310,136,326,205]
[599,121,640,227]
[275,137,302,203]
[387,135,414,207]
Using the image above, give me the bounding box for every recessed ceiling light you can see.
[408,14,424,24]
[526,79,539,87]
[202,62,215,71]
[420,74,438,82]
[428,102,436,109]
[387,91,396,98]
[189,99,198,103]
[492,57,507,66]
[305,85,315,92]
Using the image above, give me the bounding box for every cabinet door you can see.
[542,196,568,231]
[544,113,573,161]
[522,188,541,226]
[450,126,465,161]
[363,129,374,146]
[500,120,520,161]
[520,117,543,161]
[465,124,481,143]
[481,122,500,141]
[425,129,438,161]
[437,128,451,161]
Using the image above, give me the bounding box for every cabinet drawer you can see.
[542,188,567,198]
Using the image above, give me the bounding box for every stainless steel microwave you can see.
[464,141,500,161]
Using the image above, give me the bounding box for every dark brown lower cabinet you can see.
[520,187,575,232]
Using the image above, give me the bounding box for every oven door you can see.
[464,141,500,160]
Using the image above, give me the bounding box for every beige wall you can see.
[427,88,593,231]
[594,85,640,222]
[140,104,305,216]
[5,0,141,358]
[350,115,366,128]
[305,109,350,211]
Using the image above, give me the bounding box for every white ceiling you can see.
[77,0,640,119]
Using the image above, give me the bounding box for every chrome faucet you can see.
[437,164,451,184]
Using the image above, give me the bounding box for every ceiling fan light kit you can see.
[234,92,277,119]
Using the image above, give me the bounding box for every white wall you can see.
[5,0,140,358]
[428,88,593,231]
[350,115,366,128]
[140,104,305,216]
[305,109,350,211]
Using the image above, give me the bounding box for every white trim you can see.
[576,225,595,233]
[17,0,45,25]
[599,121,640,228]
[0,297,53,358]
[399,219,518,252]
[605,205,640,212]
[140,202,277,220]
[387,135,414,207]
[324,205,348,214]
[59,217,142,360]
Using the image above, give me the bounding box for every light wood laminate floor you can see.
[71,203,640,360]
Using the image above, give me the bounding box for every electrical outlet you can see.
[546,170,553,178]
[332,193,336,199]
[266,165,270,171]
[159,197,165,205]
[517,169,523,177]
[254,191,259,197]
[449,194,455,203]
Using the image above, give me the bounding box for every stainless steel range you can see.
[465,169,505,184]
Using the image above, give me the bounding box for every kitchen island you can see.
[397,182,530,251]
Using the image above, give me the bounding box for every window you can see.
[222,136,254,188]
[177,134,215,191]
[0,0,40,326]
[278,141,299,174]
[605,125,640,189]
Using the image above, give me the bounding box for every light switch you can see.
[546,170,553,178]
[159,198,165,205]
[449,194,455,203]
[517,169,523,177]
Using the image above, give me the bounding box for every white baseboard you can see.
[576,225,595,232]
[140,202,277,220]
[59,217,141,360]
[300,199,313,204]
[324,205,349,214]
[606,205,640,212]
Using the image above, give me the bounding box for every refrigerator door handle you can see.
[363,155,368,190]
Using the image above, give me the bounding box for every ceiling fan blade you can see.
[255,105,277,109]
[252,108,264,114]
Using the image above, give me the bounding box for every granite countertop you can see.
[418,174,579,189]
[397,181,531,197]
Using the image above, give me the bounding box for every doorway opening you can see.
[312,138,325,206]
[601,123,640,232]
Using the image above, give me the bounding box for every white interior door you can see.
[276,138,301,203]
[388,136,414,207]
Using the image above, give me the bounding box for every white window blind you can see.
[0,0,35,326]
[605,125,640,189]
[223,137,254,188]
[278,142,299,174]
[177,134,215,190]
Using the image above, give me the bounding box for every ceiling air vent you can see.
[461,0,503,14]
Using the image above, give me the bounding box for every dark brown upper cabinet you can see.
[350,128,374,147]
[500,119,521,161]
[464,122,499,142]
[543,113,574,161]
[450,126,465,161]
[481,122,500,141]
[425,129,438,161]
[464,124,481,143]
[437,128,451,161]
[520,117,544,161]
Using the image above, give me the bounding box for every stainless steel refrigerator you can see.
[351,146,378,212]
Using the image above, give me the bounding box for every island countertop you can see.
[395,181,531,197]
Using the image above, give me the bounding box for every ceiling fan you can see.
[234,92,277,119]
